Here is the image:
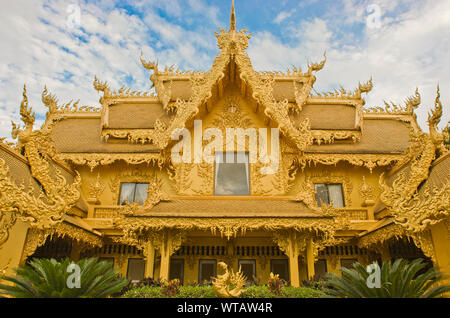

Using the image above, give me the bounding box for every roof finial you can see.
[230,0,236,31]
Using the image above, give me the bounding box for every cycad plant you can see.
[0,258,128,298]
[325,258,450,298]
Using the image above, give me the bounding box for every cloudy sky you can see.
[0,0,449,140]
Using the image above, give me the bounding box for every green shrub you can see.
[177,286,216,298]
[282,287,328,298]
[325,258,450,298]
[122,286,164,298]
[161,279,181,297]
[0,258,128,298]
[267,273,284,295]
[122,285,327,298]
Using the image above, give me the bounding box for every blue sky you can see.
[0,0,449,139]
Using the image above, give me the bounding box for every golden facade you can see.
[1,2,449,288]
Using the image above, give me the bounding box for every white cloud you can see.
[0,0,218,140]
[248,0,450,131]
[0,0,448,144]
[274,11,293,24]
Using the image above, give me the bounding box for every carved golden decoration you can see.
[213,261,246,298]
[212,96,253,130]
[294,178,317,210]
[88,173,105,204]
[168,162,194,195]
[311,77,373,100]
[380,88,449,232]
[21,228,49,260]
[21,223,103,260]
[359,176,375,206]
[0,211,17,249]
[312,130,361,145]
[271,154,298,194]
[55,153,165,172]
[0,158,81,230]
[191,163,214,195]
[364,88,421,114]
[142,174,170,210]
[114,212,336,241]
[298,153,402,173]
[140,52,173,111]
[42,86,100,116]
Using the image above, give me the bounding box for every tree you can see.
[0,258,128,298]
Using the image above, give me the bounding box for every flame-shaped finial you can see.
[229,0,236,31]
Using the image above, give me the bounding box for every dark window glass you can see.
[170,259,185,285]
[127,258,145,282]
[340,259,358,269]
[314,259,328,279]
[270,259,289,281]
[215,153,250,195]
[119,183,149,205]
[238,260,256,283]
[198,260,216,284]
[314,183,345,207]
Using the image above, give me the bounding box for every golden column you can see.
[288,236,301,287]
[156,230,184,282]
[274,230,304,287]
[143,241,155,278]
[306,238,316,280]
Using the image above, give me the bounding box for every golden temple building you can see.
[0,2,449,288]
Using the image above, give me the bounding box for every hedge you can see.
[122,285,328,298]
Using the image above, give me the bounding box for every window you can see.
[198,260,217,284]
[340,259,358,269]
[127,258,145,282]
[238,260,256,283]
[271,259,289,281]
[119,183,149,205]
[214,152,250,196]
[314,259,328,279]
[170,259,185,285]
[314,184,345,207]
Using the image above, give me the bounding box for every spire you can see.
[229,0,236,31]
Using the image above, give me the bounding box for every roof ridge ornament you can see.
[230,0,236,31]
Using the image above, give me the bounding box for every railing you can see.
[337,208,369,220]
[93,206,120,219]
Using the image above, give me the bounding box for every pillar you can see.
[288,232,300,287]
[306,238,315,280]
[159,231,172,282]
[144,241,155,279]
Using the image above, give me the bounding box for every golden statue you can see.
[212,262,246,298]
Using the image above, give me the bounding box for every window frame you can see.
[198,259,217,284]
[213,152,251,196]
[270,259,290,281]
[126,258,146,283]
[238,259,257,282]
[169,258,185,285]
[118,182,149,206]
[314,183,345,207]
[314,259,328,279]
[340,258,358,269]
